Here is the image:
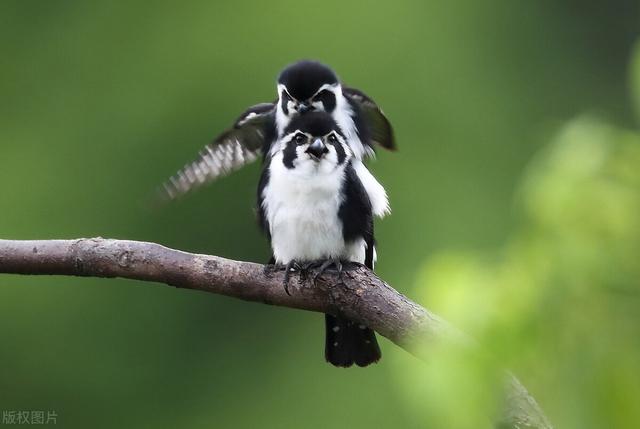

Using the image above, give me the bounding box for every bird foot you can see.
[283,260,311,296]
[311,258,344,285]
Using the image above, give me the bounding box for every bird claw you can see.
[263,263,284,277]
[283,260,307,296]
[264,261,313,295]
[267,259,344,293]
[312,258,344,285]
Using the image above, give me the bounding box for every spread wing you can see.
[159,103,276,201]
[343,87,396,151]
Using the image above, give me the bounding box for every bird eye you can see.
[313,89,329,101]
[294,133,307,144]
[327,133,338,143]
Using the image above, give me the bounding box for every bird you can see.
[258,110,382,367]
[160,60,395,219]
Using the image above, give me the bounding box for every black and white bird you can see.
[258,111,382,367]
[161,60,395,219]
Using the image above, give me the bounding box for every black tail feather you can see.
[324,314,354,367]
[324,314,381,367]
[352,321,381,367]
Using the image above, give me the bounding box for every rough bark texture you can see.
[0,238,552,429]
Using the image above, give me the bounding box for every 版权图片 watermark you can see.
[1,410,57,425]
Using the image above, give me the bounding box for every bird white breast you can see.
[262,152,366,265]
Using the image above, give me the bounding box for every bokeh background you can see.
[1,1,639,428]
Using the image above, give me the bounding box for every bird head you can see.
[277,60,341,118]
[277,112,351,174]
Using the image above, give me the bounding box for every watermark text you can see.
[1,410,57,425]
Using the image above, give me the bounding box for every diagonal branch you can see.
[0,237,552,429]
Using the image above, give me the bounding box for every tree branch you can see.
[0,238,552,429]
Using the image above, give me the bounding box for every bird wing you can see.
[159,103,276,201]
[343,87,396,151]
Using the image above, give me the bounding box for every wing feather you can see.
[343,87,396,151]
[159,103,275,201]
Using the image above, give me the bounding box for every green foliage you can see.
[405,117,640,428]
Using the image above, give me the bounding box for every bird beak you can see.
[306,138,328,159]
[296,103,311,114]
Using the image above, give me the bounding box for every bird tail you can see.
[324,314,381,367]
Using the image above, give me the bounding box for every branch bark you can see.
[0,237,552,429]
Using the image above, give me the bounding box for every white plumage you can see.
[352,159,390,218]
[261,144,367,265]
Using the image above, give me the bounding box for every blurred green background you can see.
[1,1,639,428]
